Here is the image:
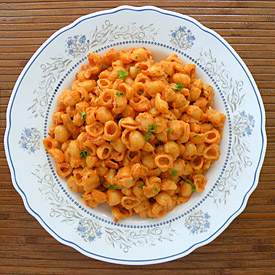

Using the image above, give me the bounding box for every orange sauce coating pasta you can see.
[43,48,226,222]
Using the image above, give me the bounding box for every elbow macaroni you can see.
[43,47,225,222]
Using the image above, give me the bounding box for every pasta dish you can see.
[43,47,225,222]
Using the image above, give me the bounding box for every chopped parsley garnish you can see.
[172,170,178,177]
[81,109,86,121]
[138,184,145,189]
[117,70,128,80]
[148,123,158,128]
[168,128,174,132]
[172,82,184,91]
[106,185,119,189]
[116,92,124,97]
[145,124,158,143]
[153,188,158,195]
[193,134,201,138]
[80,150,88,159]
[183,179,191,184]
[184,179,196,191]
[137,66,142,71]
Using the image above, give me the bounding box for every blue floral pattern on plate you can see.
[234,111,255,137]
[18,128,41,153]
[76,219,102,242]
[170,26,195,49]
[66,35,90,57]
[185,211,211,234]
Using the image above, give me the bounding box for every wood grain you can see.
[0,1,274,274]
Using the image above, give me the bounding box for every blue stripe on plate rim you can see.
[4,5,267,264]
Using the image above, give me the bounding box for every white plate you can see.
[4,6,267,265]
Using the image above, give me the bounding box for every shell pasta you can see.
[43,47,225,222]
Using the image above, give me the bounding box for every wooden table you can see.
[0,1,274,274]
